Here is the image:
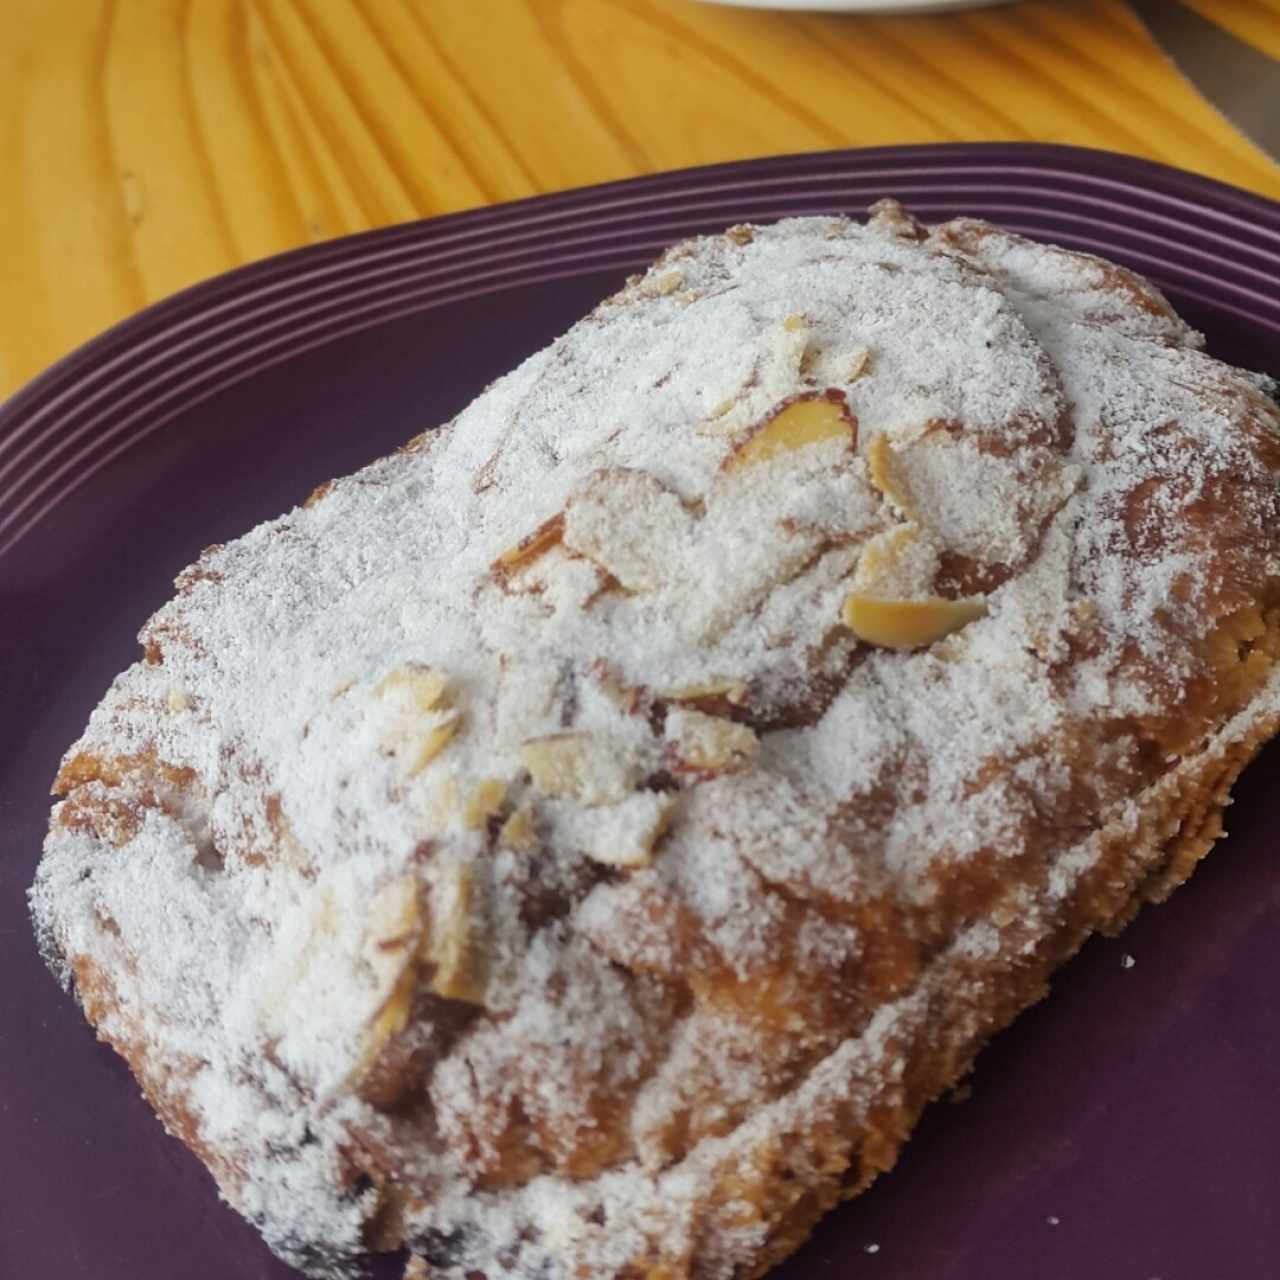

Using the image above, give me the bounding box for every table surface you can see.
[2,0,1278,399]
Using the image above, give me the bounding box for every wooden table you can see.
[2,0,1277,398]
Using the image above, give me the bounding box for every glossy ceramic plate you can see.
[3,144,1279,1280]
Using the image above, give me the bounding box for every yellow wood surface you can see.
[2,0,1278,397]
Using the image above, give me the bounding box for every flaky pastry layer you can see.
[31,203,1280,1278]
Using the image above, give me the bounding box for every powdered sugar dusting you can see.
[29,205,1280,1278]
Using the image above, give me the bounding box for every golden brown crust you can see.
[57,674,1280,1280]
[31,208,1280,1279]
[686,694,1280,1279]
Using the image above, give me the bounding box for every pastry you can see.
[30,202,1280,1279]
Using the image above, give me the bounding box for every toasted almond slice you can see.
[350,963,419,1089]
[492,512,565,580]
[366,875,422,959]
[303,479,335,509]
[258,882,339,1036]
[578,791,675,870]
[667,708,758,772]
[368,964,416,1044]
[373,965,417,1036]
[660,678,747,707]
[724,392,855,472]
[866,434,915,516]
[408,714,461,776]
[463,779,507,831]
[593,663,643,714]
[851,523,939,601]
[375,664,449,713]
[563,467,693,593]
[521,732,636,807]
[843,593,987,651]
[854,523,919,590]
[376,665,460,775]
[424,864,485,1004]
[347,876,424,1087]
[497,804,537,851]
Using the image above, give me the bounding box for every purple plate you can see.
[3,144,1279,1280]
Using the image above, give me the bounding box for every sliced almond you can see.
[399,429,438,457]
[851,523,939,601]
[521,732,637,807]
[347,876,424,1087]
[259,882,338,1037]
[577,791,675,870]
[463,779,507,831]
[868,433,1071,570]
[848,348,872,382]
[374,666,460,775]
[366,875,423,960]
[375,664,449,713]
[593,663,643,715]
[563,467,693,593]
[366,963,416,1045]
[770,315,811,388]
[492,512,565,581]
[352,964,418,1088]
[854,523,918,588]
[408,713,461,776]
[667,708,758,772]
[843,593,987,651]
[303,479,335,509]
[866,434,915,517]
[724,393,855,472]
[498,803,537,852]
[272,806,312,874]
[661,678,748,707]
[424,863,485,1004]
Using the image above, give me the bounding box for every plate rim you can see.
[4,141,1280,564]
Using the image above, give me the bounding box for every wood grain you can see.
[2,0,1278,397]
